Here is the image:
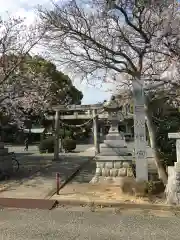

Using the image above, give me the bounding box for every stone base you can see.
[92,125,133,185]
[166,164,180,205]
[90,176,130,185]
[90,158,133,184]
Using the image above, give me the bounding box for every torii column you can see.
[54,110,60,161]
[92,109,100,154]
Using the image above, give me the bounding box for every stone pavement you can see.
[1,144,94,181]
[0,153,90,199]
[0,143,158,204]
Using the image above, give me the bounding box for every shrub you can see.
[39,137,54,153]
[62,138,76,152]
[120,178,164,197]
[145,180,165,195]
[59,129,72,138]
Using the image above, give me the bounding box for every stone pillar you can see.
[93,109,100,154]
[168,133,180,163]
[176,139,180,162]
[125,123,132,134]
[100,124,105,142]
[166,133,180,204]
[132,79,148,182]
[125,123,128,133]
[54,110,60,161]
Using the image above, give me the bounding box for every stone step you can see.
[106,135,125,140]
[103,141,127,148]
[95,156,132,161]
[101,147,128,151]
[99,151,131,156]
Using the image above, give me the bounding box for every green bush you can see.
[39,137,54,153]
[152,105,180,167]
[59,129,72,138]
[62,138,76,152]
[145,180,165,195]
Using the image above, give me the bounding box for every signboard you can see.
[134,105,144,113]
[66,104,103,110]
[52,104,103,111]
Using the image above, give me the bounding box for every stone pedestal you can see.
[90,126,132,185]
[166,163,180,205]
[0,142,12,176]
[166,133,180,204]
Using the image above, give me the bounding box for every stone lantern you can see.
[103,95,125,143]
[91,96,133,185]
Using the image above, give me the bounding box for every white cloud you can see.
[0,0,53,22]
[0,0,111,103]
[0,0,53,13]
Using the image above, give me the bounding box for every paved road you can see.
[0,207,179,239]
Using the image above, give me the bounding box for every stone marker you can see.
[132,79,148,182]
[166,133,180,204]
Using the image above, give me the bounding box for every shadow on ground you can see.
[1,155,90,187]
[70,160,96,184]
[2,154,53,182]
[12,152,33,157]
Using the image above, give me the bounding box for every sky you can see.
[0,0,114,104]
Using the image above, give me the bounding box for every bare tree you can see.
[38,0,179,184]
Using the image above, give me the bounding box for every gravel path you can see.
[0,207,179,239]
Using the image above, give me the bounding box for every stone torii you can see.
[51,104,104,161]
[50,99,132,161]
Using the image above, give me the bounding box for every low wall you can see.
[0,143,12,177]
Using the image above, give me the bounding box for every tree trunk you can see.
[145,104,168,185]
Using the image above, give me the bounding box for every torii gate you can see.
[52,104,102,160]
[50,103,132,161]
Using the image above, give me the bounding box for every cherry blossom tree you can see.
[38,0,180,183]
[0,54,83,126]
[0,15,46,126]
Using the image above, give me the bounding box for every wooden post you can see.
[125,123,128,133]
[93,109,100,154]
[54,110,60,161]
[56,172,60,195]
